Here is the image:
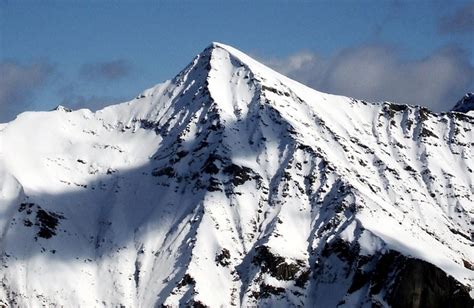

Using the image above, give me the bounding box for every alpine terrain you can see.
[0,43,473,307]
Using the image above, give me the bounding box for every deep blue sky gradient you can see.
[1,0,473,121]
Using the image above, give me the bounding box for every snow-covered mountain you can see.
[0,43,473,307]
[452,93,474,114]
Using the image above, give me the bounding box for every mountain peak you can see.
[199,42,289,81]
[52,105,73,112]
[200,42,260,73]
[208,41,227,49]
[206,41,246,55]
[1,43,473,307]
[194,42,324,102]
[451,92,474,113]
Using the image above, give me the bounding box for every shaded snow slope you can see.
[0,43,473,307]
[452,93,474,114]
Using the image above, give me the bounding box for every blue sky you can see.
[1,0,473,122]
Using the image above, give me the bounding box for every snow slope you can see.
[0,43,473,307]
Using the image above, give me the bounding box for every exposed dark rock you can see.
[151,167,175,177]
[261,85,285,96]
[462,259,474,271]
[223,164,256,186]
[419,107,433,122]
[208,122,224,131]
[35,209,65,239]
[202,154,222,174]
[139,119,161,134]
[387,257,473,308]
[389,103,408,113]
[294,269,310,288]
[191,300,208,308]
[18,202,34,213]
[203,163,219,175]
[451,111,474,123]
[420,127,438,139]
[322,237,473,307]
[177,274,195,288]
[406,119,414,131]
[207,177,222,192]
[369,251,400,295]
[384,103,408,118]
[176,150,188,159]
[258,283,285,298]
[322,237,359,263]
[215,248,231,267]
[52,105,72,112]
[253,246,302,281]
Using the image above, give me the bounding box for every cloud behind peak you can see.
[263,44,474,112]
[438,2,474,34]
[0,60,55,122]
[79,59,131,81]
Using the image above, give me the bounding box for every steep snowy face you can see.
[0,43,473,307]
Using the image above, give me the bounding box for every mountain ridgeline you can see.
[0,43,473,307]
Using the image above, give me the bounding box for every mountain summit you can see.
[452,92,474,114]
[0,43,473,307]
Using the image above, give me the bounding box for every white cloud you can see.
[0,61,55,122]
[79,59,132,81]
[262,45,474,111]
